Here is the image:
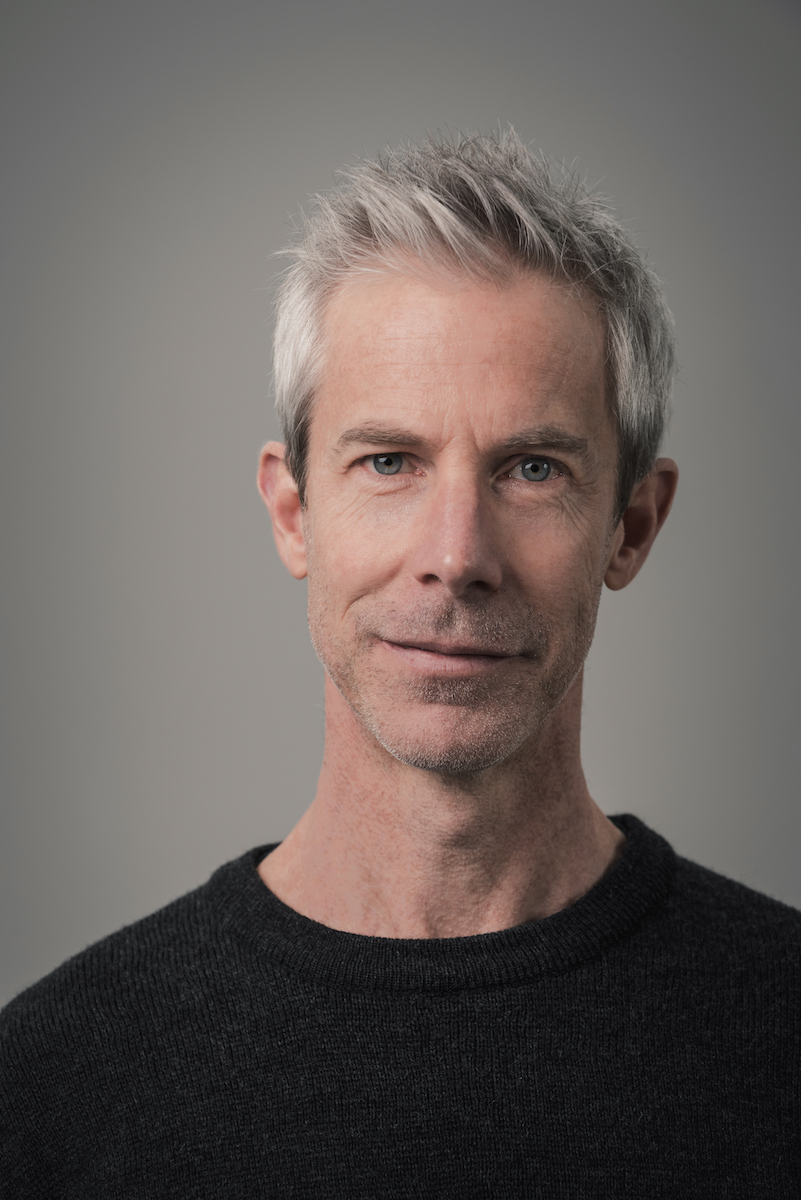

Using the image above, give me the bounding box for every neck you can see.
[259,671,624,937]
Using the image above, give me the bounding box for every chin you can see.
[363,706,540,777]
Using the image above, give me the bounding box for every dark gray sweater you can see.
[2,815,800,1198]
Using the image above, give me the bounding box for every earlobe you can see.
[604,458,678,591]
[257,442,308,580]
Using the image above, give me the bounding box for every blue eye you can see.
[517,456,552,482]
[373,453,403,475]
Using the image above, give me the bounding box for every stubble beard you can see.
[308,583,602,777]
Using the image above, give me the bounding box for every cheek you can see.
[304,490,411,607]
[555,485,616,575]
[510,506,610,614]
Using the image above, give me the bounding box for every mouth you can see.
[390,638,512,657]
[380,638,523,676]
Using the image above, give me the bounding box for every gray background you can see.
[2,0,799,1006]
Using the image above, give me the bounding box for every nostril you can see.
[419,572,497,593]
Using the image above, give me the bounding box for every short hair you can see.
[273,128,676,520]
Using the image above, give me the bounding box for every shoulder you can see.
[672,853,801,935]
[613,815,801,951]
[0,848,271,1194]
[5,877,204,1010]
[0,846,270,1056]
[606,816,801,1009]
[660,852,801,983]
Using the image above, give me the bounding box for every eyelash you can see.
[505,456,564,483]
[362,453,565,482]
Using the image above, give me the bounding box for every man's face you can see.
[299,268,620,775]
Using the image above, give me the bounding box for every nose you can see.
[408,475,504,597]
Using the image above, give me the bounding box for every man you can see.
[2,130,799,1197]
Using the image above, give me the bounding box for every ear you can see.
[257,442,307,580]
[604,457,678,591]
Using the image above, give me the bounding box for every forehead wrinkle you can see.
[341,313,604,394]
[318,271,612,462]
[325,278,606,389]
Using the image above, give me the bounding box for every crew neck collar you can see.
[210,815,675,993]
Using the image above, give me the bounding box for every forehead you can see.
[314,268,610,447]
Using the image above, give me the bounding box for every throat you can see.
[258,699,623,938]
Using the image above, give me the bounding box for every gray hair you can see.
[273,129,676,519]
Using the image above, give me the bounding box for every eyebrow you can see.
[334,422,594,465]
[335,424,428,452]
[501,427,594,466]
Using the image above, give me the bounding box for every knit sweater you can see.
[2,815,800,1198]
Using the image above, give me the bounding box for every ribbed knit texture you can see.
[2,815,800,1198]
